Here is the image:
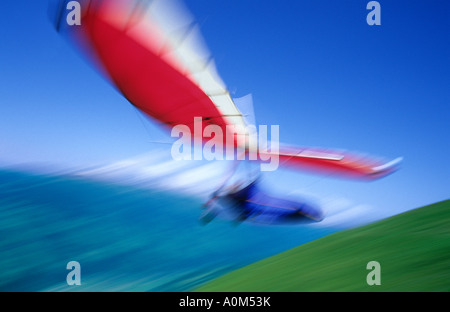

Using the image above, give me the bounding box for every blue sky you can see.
[0,1,449,223]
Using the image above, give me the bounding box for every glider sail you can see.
[54,0,401,180]
[56,0,248,148]
[257,147,402,180]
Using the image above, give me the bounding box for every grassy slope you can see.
[196,200,450,292]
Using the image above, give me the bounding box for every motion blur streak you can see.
[0,163,335,291]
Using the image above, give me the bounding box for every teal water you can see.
[0,169,335,291]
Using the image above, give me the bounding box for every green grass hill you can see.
[196,200,450,292]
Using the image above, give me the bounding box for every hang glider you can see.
[53,0,401,181]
